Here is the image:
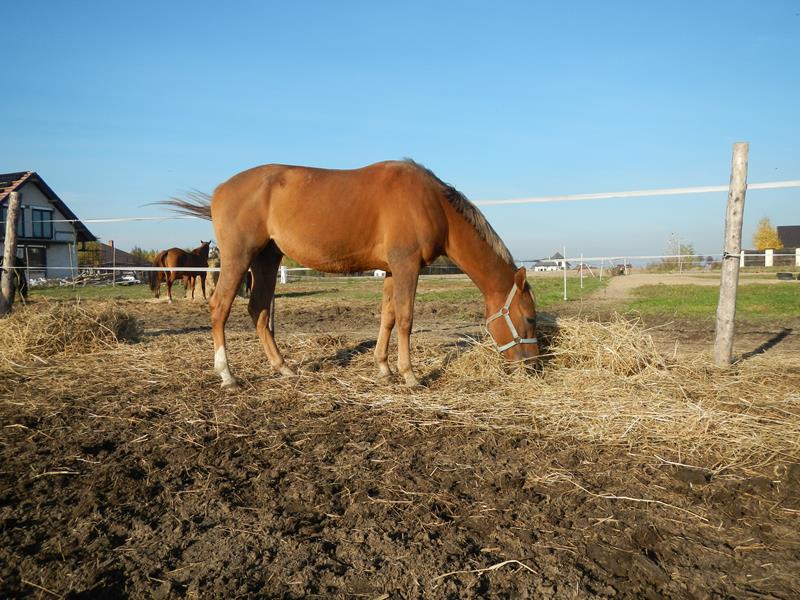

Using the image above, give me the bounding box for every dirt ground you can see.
[2,284,799,599]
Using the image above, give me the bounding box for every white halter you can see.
[485,285,538,353]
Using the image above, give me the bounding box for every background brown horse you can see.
[165,160,539,389]
[0,256,28,302]
[149,241,211,302]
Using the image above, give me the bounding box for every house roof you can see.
[534,252,566,264]
[777,225,800,248]
[0,171,97,242]
[97,243,150,267]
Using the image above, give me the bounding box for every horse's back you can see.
[211,161,448,271]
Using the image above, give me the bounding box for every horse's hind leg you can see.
[374,274,396,380]
[200,274,207,301]
[249,245,294,376]
[210,253,253,389]
[166,273,174,303]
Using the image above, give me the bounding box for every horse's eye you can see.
[525,317,536,325]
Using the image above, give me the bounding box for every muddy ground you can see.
[2,284,799,599]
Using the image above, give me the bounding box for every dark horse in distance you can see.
[164,160,539,389]
[0,256,28,302]
[149,241,211,302]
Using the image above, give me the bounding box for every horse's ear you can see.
[514,266,527,291]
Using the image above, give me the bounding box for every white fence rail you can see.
[11,251,800,276]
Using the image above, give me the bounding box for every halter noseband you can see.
[486,285,538,353]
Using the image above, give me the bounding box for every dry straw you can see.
[0,301,142,362]
[2,304,798,471]
[430,316,800,469]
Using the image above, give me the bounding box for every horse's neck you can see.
[443,212,515,315]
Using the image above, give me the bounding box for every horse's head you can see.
[197,240,212,259]
[486,266,540,364]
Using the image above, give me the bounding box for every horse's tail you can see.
[149,251,167,292]
[155,190,212,221]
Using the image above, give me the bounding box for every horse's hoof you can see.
[279,365,296,377]
[402,374,422,388]
[220,377,241,391]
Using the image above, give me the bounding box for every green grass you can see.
[277,274,606,309]
[626,283,800,319]
[27,274,607,310]
[30,283,153,301]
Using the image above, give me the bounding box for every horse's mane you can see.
[404,159,516,268]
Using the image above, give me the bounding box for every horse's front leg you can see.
[390,265,421,387]
[374,274,395,381]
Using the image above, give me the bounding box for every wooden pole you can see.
[562,245,567,300]
[1,191,22,316]
[713,142,749,366]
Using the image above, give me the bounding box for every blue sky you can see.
[2,1,798,262]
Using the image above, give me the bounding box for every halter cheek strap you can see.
[485,285,538,353]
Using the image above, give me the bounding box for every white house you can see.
[533,252,570,272]
[1,171,96,280]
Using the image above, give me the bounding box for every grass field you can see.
[29,274,608,309]
[627,282,800,319]
[29,283,153,301]
[28,273,800,322]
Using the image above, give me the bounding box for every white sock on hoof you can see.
[214,346,237,387]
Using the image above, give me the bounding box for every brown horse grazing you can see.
[149,241,211,302]
[166,160,539,389]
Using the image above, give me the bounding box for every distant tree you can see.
[130,246,158,264]
[661,235,700,271]
[752,218,783,250]
[77,241,102,267]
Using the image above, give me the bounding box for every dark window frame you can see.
[1,204,26,238]
[21,244,47,278]
[31,208,54,239]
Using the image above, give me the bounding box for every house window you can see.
[32,208,54,239]
[1,204,25,238]
[21,245,47,279]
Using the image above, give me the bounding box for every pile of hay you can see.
[391,317,800,469]
[0,302,142,362]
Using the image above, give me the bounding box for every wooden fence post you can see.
[1,191,22,316]
[713,142,749,366]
